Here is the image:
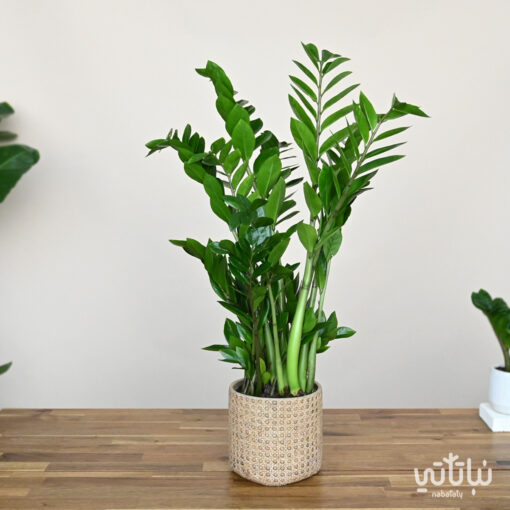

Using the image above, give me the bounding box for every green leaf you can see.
[335,327,356,339]
[301,42,320,68]
[352,102,370,143]
[323,229,342,259]
[293,60,317,84]
[231,161,248,189]
[223,195,250,211]
[321,105,353,131]
[0,361,12,375]
[0,144,40,203]
[216,94,235,121]
[0,102,14,121]
[290,118,317,161]
[322,84,359,111]
[203,344,228,351]
[268,237,290,265]
[359,155,405,174]
[291,86,316,117]
[389,97,429,118]
[303,308,317,333]
[318,166,333,211]
[232,120,255,161]
[288,95,316,135]
[256,154,281,197]
[265,178,285,221]
[323,71,352,94]
[319,126,349,155]
[323,57,349,74]
[226,104,250,135]
[366,142,406,159]
[237,174,254,196]
[289,76,317,103]
[359,92,378,129]
[0,131,17,141]
[223,149,241,174]
[303,182,322,219]
[374,126,410,141]
[297,223,317,253]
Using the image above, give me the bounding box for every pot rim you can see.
[229,378,322,401]
[492,365,510,375]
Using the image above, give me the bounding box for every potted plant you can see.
[0,101,39,376]
[472,289,510,414]
[147,43,427,485]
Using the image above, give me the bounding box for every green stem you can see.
[286,254,314,395]
[264,323,276,380]
[268,285,286,394]
[298,342,309,389]
[306,259,331,393]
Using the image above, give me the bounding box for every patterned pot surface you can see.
[228,380,323,486]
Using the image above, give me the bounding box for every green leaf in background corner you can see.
[0,361,12,375]
[0,102,14,121]
[297,222,317,253]
[232,119,255,160]
[334,327,356,339]
[359,92,378,130]
[0,144,40,203]
[303,182,322,219]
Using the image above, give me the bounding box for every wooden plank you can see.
[0,408,508,509]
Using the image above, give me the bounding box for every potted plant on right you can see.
[147,43,427,485]
[472,289,510,414]
[0,101,40,376]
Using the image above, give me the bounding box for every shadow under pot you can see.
[228,380,323,486]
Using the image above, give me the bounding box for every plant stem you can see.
[268,284,286,394]
[286,254,314,394]
[264,322,276,380]
[306,259,331,392]
[298,342,309,389]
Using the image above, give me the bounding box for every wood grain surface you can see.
[0,408,508,509]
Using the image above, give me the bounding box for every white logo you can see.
[414,452,492,497]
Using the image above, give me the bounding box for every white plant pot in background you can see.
[489,366,510,414]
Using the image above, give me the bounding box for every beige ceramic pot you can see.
[228,379,323,486]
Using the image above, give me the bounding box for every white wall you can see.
[1,0,509,408]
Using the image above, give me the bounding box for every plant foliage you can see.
[147,43,427,396]
[472,289,510,372]
[0,101,40,375]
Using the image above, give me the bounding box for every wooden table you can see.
[0,409,508,509]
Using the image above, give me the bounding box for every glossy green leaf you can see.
[321,105,353,131]
[265,178,285,221]
[268,237,290,265]
[301,42,320,67]
[374,126,410,141]
[290,118,317,161]
[288,95,316,135]
[0,102,14,121]
[256,154,281,197]
[319,126,349,155]
[232,119,255,161]
[237,174,254,196]
[359,91,378,129]
[358,154,405,174]
[323,56,349,74]
[293,60,317,84]
[322,84,359,111]
[303,182,322,219]
[0,361,12,375]
[297,223,317,253]
[289,75,317,103]
[223,149,241,174]
[0,144,40,203]
[323,71,351,94]
[352,102,370,143]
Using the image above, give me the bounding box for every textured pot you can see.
[228,380,322,486]
[489,365,510,414]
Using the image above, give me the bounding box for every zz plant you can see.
[472,289,510,372]
[147,43,427,396]
[0,101,40,375]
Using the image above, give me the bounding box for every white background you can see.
[1,0,509,408]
